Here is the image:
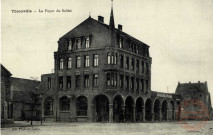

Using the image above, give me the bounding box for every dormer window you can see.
[85,37,90,48]
[136,46,139,54]
[68,40,72,51]
[76,39,81,49]
[119,38,123,48]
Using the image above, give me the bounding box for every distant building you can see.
[1,64,13,123]
[1,64,41,123]
[175,82,212,120]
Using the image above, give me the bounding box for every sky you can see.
[1,0,213,105]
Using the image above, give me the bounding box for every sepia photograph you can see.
[1,0,213,134]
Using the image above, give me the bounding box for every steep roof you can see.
[175,82,209,94]
[60,17,149,47]
[1,64,12,77]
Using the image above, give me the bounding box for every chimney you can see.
[118,24,122,31]
[198,81,200,83]
[98,16,104,23]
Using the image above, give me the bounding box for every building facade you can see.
[40,4,212,122]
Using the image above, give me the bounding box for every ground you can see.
[1,121,213,135]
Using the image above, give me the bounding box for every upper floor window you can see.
[142,61,144,73]
[120,55,124,68]
[93,74,98,87]
[126,76,129,89]
[59,58,64,70]
[146,80,149,90]
[76,75,81,88]
[68,40,72,51]
[85,55,90,67]
[107,73,111,86]
[136,59,139,72]
[67,76,71,89]
[59,76,63,89]
[125,57,129,69]
[130,77,134,89]
[84,75,89,88]
[107,53,117,65]
[85,37,90,48]
[76,39,81,49]
[107,53,111,64]
[93,54,98,67]
[131,58,135,71]
[47,77,51,89]
[76,56,81,68]
[119,75,123,88]
[146,63,149,75]
[119,38,123,48]
[67,57,72,69]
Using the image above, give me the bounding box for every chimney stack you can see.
[98,16,104,23]
[118,24,122,31]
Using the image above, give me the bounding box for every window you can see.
[126,76,129,89]
[68,40,72,51]
[111,53,114,64]
[107,53,111,64]
[136,46,139,54]
[85,37,90,48]
[76,39,81,49]
[59,58,64,70]
[76,75,81,88]
[125,57,129,69]
[76,56,81,68]
[77,96,88,116]
[146,80,149,90]
[136,78,139,90]
[146,63,149,75]
[60,97,70,111]
[141,79,144,92]
[142,61,144,73]
[114,53,117,65]
[47,77,51,89]
[67,57,72,69]
[107,73,111,86]
[120,55,124,68]
[136,59,139,72]
[119,75,123,88]
[84,75,89,88]
[93,54,98,66]
[119,38,123,48]
[59,77,63,89]
[85,55,90,67]
[131,77,134,89]
[131,58,135,71]
[67,76,71,89]
[106,73,117,87]
[93,74,98,87]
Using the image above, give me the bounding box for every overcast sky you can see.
[1,0,213,105]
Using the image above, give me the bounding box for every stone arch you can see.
[93,94,109,122]
[145,98,153,121]
[136,97,144,122]
[76,96,88,116]
[162,100,168,121]
[125,96,134,122]
[113,94,125,122]
[176,101,181,120]
[153,99,161,121]
[169,100,175,120]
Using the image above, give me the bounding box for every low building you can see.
[1,64,41,122]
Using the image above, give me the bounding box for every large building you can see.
[40,3,212,122]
